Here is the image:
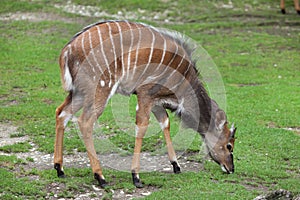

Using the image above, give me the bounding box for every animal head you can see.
[205,109,236,174]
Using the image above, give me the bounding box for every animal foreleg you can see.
[131,96,152,188]
[152,106,181,174]
[280,0,286,14]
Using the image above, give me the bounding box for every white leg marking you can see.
[59,111,72,128]
[159,118,169,130]
[135,125,140,138]
[172,157,180,167]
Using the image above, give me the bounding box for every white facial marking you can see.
[221,165,227,173]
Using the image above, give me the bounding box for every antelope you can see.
[54,20,236,188]
[280,0,300,14]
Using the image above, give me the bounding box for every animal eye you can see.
[226,143,233,151]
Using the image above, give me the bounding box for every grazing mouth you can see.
[221,164,233,174]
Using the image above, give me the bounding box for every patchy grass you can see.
[0,0,299,199]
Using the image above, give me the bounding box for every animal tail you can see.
[59,47,74,92]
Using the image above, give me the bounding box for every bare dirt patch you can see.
[0,122,202,199]
[0,12,77,23]
[282,127,300,135]
[0,123,29,147]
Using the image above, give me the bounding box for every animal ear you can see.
[215,109,227,131]
[230,123,237,139]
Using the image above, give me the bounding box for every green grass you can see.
[0,0,299,199]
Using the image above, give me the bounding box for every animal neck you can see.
[178,78,218,136]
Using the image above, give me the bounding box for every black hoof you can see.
[132,173,143,188]
[281,9,286,14]
[94,173,107,188]
[54,163,65,178]
[297,10,300,15]
[171,161,181,174]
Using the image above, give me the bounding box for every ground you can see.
[0,1,300,199]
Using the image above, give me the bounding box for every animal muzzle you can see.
[221,164,234,174]
[221,153,234,174]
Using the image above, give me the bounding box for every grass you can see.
[0,0,299,199]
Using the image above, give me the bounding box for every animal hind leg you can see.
[152,105,181,174]
[54,92,83,177]
[77,85,111,188]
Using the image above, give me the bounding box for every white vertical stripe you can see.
[164,40,179,74]
[136,27,155,83]
[106,81,120,106]
[170,61,192,91]
[81,31,94,74]
[169,52,186,78]
[87,31,95,73]
[88,28,103,74]
[115,21,125,79]
[125,21,134,81]
[144,27,155,73]
[132,27,142,80]
[96,25,112,87]
[107,23,118,81]
[156,32,167,71]
[154,40,179,80]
